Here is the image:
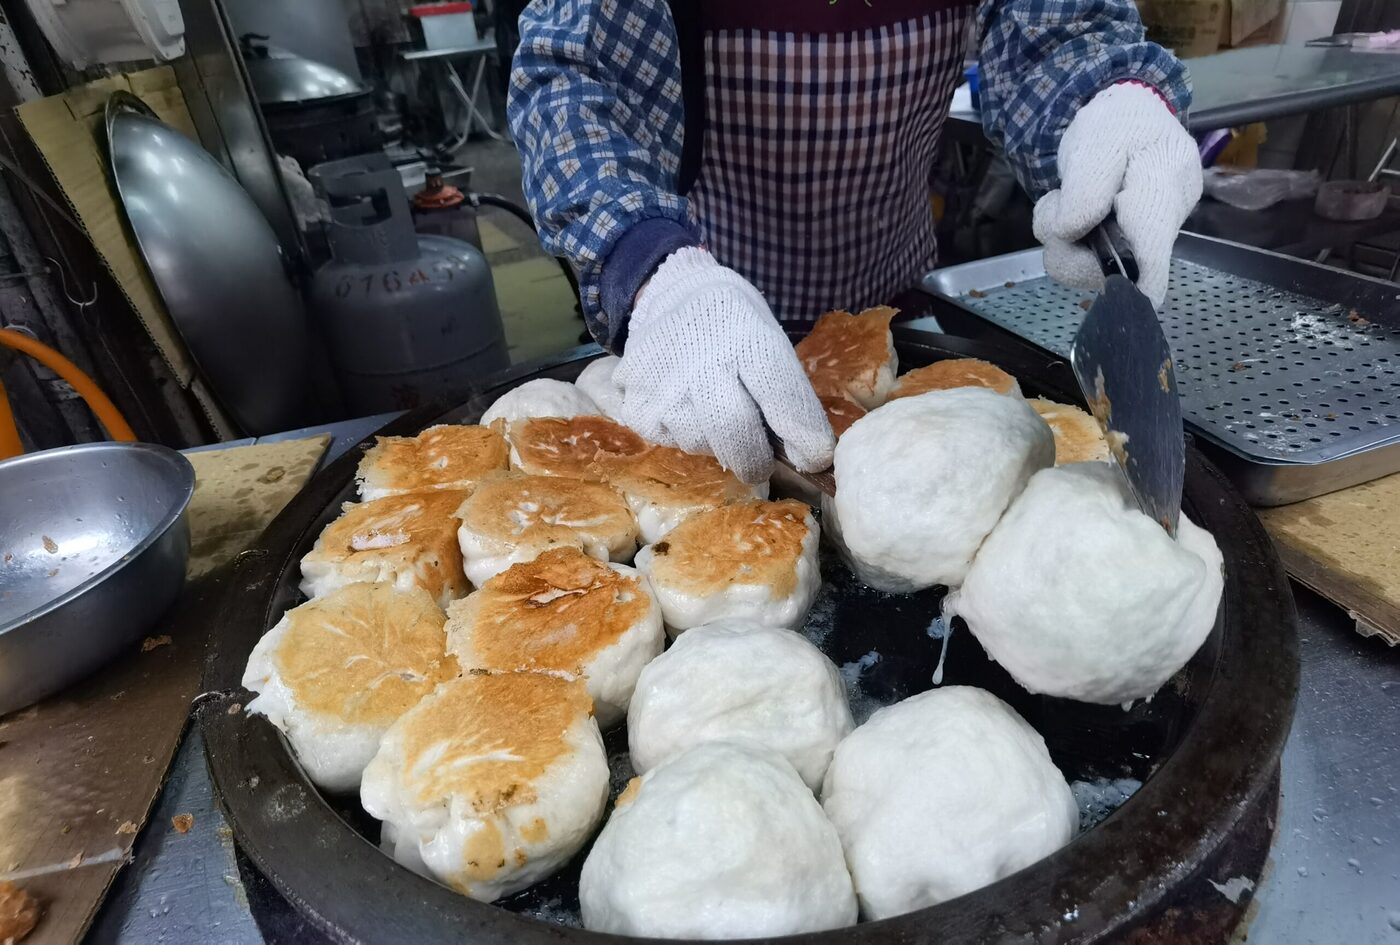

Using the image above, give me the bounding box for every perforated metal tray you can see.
[921,234,1400,505]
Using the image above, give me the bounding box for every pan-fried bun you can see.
[634,499,819,636]
[299,491,470,608]
[361,672,609,902]
[356,424,510,501]
[242,584,456,792]
[455,475,638,587]
[888,359,1021,402]
[605,445,766,544]
[508,416,648,480]
[1027,398,1111,464]
[445,547,663,727]
[795,308,898,408]
[820,396,867,439]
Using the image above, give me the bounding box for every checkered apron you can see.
[686,7,972,325]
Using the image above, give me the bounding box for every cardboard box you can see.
[1228,0,1285,46]
[1141,0,1227,58]
[1140,0,1284,57]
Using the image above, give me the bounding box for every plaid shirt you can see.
[509,0,1191,349]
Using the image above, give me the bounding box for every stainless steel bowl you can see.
[0,443,195,716]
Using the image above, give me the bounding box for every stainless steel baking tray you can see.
[921,234,1400,505]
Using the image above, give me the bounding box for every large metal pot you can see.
[200,332,1298,943]
[239,40,381,171]
[0,442,194,715]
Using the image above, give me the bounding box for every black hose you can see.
[473,192,583,307]
[474,192,535,229]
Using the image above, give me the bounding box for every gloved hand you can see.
[1033,82,1203,309]
[615,247,835,483]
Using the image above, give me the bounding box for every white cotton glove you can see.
[1033,83,1203,309]
[615,247,835,484]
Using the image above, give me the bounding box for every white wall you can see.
[1280,0,1342,45]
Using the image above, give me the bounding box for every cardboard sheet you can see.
[0,436,328,944]
[185,437,331,579]
[1258,472,1400,646]
[15,68,198,386]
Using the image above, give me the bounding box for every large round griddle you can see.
[201,332,1299,944]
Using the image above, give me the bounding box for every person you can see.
[508,0,1202,483]
[492,0,530,108]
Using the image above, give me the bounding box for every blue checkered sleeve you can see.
[508,0,700,350]
[977,0,1193,196]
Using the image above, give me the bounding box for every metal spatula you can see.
[770,437,836,497]
[1070,218,1184,536]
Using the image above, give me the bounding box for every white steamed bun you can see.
[581,742,856,938]
[945,462,1224,704]
[479,378,600,426]
[575,356,624,419]
[827,387,1053,592]
[821,686,1077,919]
[627,621,853,790]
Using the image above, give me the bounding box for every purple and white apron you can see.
[670,0,973,324]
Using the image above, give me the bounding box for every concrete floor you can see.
[456,138,587,364]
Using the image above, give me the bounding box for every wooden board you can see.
[1257,470,1400,646]
[0,436,327,945]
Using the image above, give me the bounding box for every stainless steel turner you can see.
[1070,218,1185,536]
[771,437,836,498]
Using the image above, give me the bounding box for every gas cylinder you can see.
[307,161,508,413]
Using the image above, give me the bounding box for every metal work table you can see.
[1188,44,1400,132]
[401,38,497,61]
[400,35,503,147]
[87,412,1400,944]
[1184,196,1400,259]
[949,43,1400,133]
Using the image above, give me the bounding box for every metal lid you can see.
[105,92,312,435]
[240,37,366,106]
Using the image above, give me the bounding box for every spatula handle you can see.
[1091,215,1140,283]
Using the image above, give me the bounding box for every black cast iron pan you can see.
[200,331,1298,944]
